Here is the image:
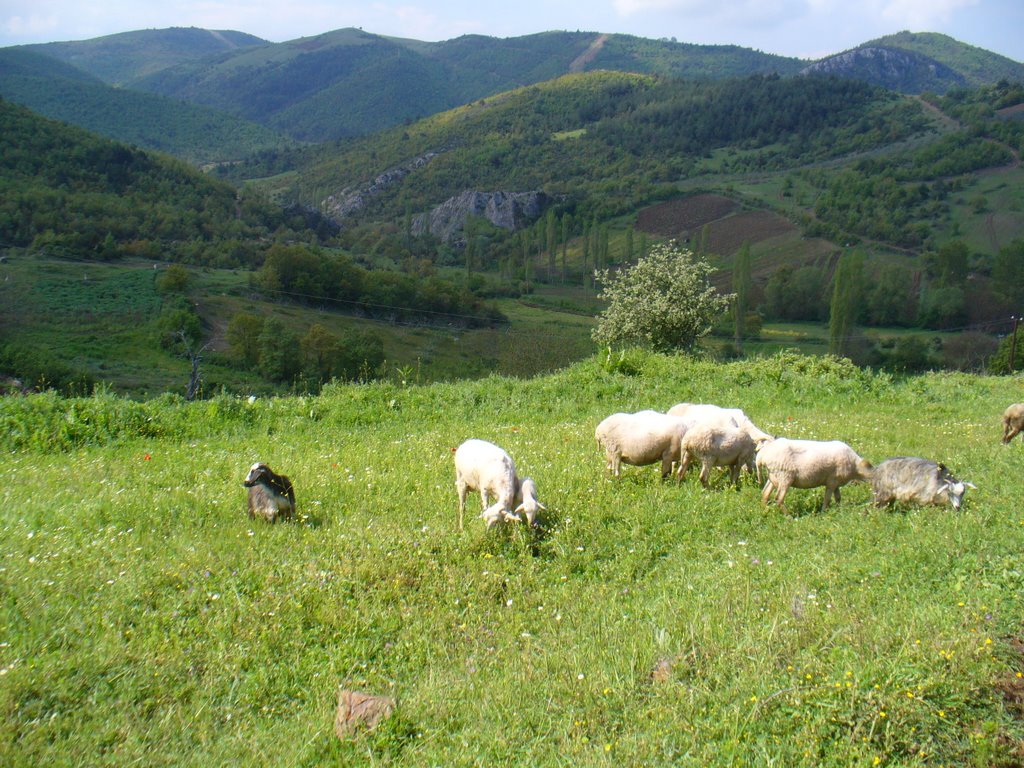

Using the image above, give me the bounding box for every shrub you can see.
[592,241,733,353]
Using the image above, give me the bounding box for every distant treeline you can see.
[254,244,506,327]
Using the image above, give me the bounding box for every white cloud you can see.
[613,0,808,28]
[880,0,980,28]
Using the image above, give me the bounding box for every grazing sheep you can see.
[667,402,773,447]
[756,438,872,513]
[1002,403,1024,444]
[679,422,756,489]
[595,410,689,479]
[454,439,546,530]
[870,457,975,510]
[244,462,295,523]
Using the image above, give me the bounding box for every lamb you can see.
[870,457,975,510]
[595,410,690,479]
[1002,403,1024,444]
[756,438,873,513]
[244,462,296,523]
[454,439,546,530]
[678,422,756,489]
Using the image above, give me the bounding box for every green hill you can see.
[0,97,314,262]
[869,31,1024,87]
[23,26,268,85]
[801,33,1024,94]
[267,70,933,228]
[0,47,294,164]
[11,27,1021,146]
[105,28,807,141]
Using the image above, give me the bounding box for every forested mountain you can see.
[260,71,933,228]
[0,48,292,164]
[802,32,1024,94]
[23,27,268,85]
[0,97,320,265]
[125,29,805,141]
[5,26,1020,150]
[868,32,1024,87]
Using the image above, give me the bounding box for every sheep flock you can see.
[249,399,1024,529]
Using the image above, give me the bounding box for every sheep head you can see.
[244,462,272,487]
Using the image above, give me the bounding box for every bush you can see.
[592,241,733,353]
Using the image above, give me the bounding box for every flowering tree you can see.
[592,241,733,353]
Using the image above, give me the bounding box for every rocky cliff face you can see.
[800,46,966,93]
[322,151,440,223]
[413,190,552,243]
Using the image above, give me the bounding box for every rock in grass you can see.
[334,688,396,738]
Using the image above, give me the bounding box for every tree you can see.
[592,241,733,353]
[545,209,557,281]
[301,323,340,381]
[258,317,301,383]
[156,263,190,294]
[829,251,865,356]
[928,240,969,286]
[992,239,1024,307]
[226,312,265,367]
[732,241,752,349]
[866,263,916,326]
[989,329,1024,374]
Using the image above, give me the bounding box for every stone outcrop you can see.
[413,190,552,244]
[799,46,966,93]
[323,151,440,222]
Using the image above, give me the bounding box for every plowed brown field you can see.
[636,194,801,256]
[636,194,737,235]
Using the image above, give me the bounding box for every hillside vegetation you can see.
[0,48,293,164]
[7,27,1021,149]
[2,353,1024,765]
[0,97,321,265]
[264,71,928,224]
[24,27,268,85]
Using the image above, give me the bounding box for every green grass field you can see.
[2,352,1024,765]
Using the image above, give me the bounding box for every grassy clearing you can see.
[2,353,1024,765]
[0,254,599,395]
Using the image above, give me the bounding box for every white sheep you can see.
[756,438,873,513]
[667,402,773,445]
[679,422,756,489]
[595,410,689,479]
[454,439,545,530]
[1002,403,1024,444]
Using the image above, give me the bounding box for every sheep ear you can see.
[514,503,525,514]
[537,501,547,511]
[964,481,977,489]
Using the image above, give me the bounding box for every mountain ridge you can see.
[4,27,1021,149]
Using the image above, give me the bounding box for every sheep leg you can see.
[775,481,790,513]
[678,452,692,482]
[820,485,835,513]
[660,452,673,480]
[699,458,712,488]
[456,481,468,530]
[1004,423,1021,444]
[607,452,621,478]
[761,478,776,505]
[729,462,741,489]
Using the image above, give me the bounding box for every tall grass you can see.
[2,352,1023,766]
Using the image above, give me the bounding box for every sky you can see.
[0,0,1021,63]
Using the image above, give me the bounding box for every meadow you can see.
[2,352,1024,766]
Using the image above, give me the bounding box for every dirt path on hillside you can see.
[570,34,609,72]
